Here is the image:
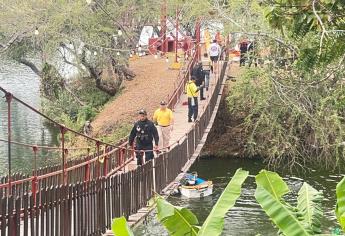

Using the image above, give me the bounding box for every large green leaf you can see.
[255,186,311,236]
[297,182,324,234]
[111,216,134,236]
[197,168,249,236]
[255,169,289,200]
[156,197,199,236]
[336,176,345,231]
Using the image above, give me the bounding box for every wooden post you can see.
[5,92,12,195]
[60,126,67,185]
[195,19,201,61]
[160,0,167,54]
[175,8,179,63]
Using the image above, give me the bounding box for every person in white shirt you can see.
[208,39,221,73]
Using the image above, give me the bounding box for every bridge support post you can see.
[195,19,201,61]
[32,146,38,204]
[60,126,67,185]
[152,157,156,193]
[96,141,101,178]
[5,92,12,196]
[160,0,167,54]
[85,163,90,182]
[103,145,108,176]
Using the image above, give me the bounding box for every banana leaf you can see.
[111,216,134,236]
[297,182,323,234]
[255,169,289,200]
[336,176,345,231]
[156,197,199,236]
[255,186,311,236]
[198,168,249,236]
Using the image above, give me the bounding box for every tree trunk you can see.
[18,58,42,77]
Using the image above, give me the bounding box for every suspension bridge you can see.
[0,51,229,235]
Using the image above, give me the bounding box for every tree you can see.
[0,0,160,97]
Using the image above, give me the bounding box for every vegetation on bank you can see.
[224,0,345,168]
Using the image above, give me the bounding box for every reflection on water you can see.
[0,59,59,176]
[135,158,344,236]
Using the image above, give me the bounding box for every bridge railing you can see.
[0,61,228,236]
[0,50,198,198]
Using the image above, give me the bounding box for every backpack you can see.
[135,122,151,145]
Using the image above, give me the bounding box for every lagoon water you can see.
[0,59,343,235]
[0,59,59,176]
[135,157,343,235]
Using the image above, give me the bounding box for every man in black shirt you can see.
[191,62,205,100]
[129,109,159,165]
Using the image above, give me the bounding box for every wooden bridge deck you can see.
[125,66,220,172]
[104,62,229,235]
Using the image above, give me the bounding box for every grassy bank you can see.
[203,63,345,170]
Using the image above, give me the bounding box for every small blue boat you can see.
[179,172,213,198]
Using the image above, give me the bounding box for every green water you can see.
[0,59,59,176]
[135,157,343,236]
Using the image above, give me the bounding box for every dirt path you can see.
[92,55,180,137]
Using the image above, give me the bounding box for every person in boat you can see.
[153,100,174,151]
[129,109,159,165]
[182,172,198,186]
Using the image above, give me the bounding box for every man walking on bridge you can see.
[209,39,221,73]
[185,76,199,122]
[129,109,159,165]
[153,101,174,151]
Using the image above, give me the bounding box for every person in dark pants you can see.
[239,39,249,67]
[129,109,159,165]
[191,62,205,100]
[185,76,199,122]
[201,53,211,91]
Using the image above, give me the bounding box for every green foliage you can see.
[156,197,199,236]
[73,76,113,108]
[110,170,345,235]
[226,65,345,169]
[297,183,324,234]
[198,168,248,236]
[336,177,345,231]
[255,170,324,236]
[255,170,289,200]
[111,216,134,236]
[264,0,345,68]
[255,186,312,236]
[100,123,132,144]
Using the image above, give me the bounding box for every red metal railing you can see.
[0,50,198,196]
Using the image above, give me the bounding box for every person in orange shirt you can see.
[153,101,174,150]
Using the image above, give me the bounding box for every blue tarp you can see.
[184,174,206,185]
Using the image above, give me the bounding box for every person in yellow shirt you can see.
[185,76,199,122]
[153,101,174,150]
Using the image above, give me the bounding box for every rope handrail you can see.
[0,51,200,190]
[0,60,222,194]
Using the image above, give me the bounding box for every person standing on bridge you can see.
[153,101,174,151]
[201,53,212,92]
[185,76,199,122]
[209,39,221,73]
[191,62,205,100]
[129,109,159,165]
